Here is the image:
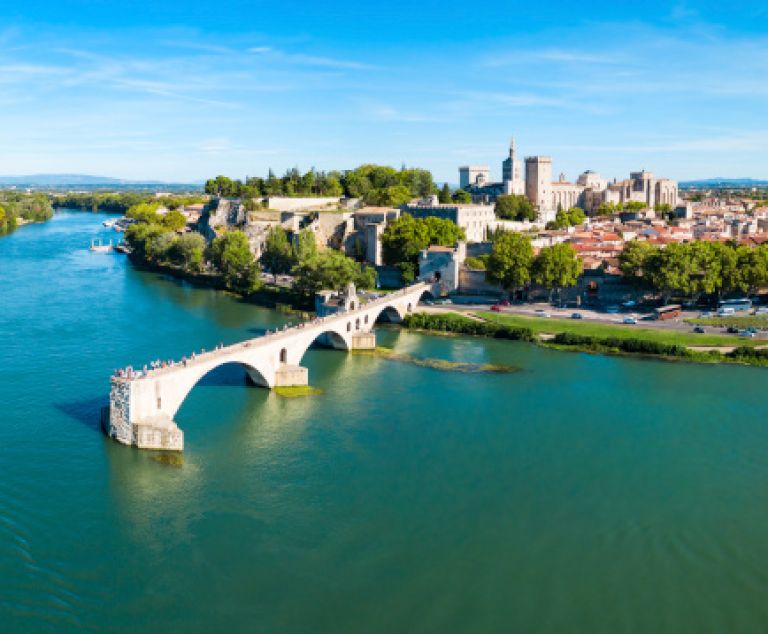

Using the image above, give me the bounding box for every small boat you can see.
[102,219,117,228]
[90,239,114,253]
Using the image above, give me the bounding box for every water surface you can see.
[2,211,768,632]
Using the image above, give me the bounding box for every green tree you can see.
[452,189,472,204]
[124,223,165,260]
[624,201,647,212]
[547,206,587,230]
[209,231,261,294]
[532,243,583,300]
[494,194,536,221]
[294,228,318,264]
[381,214,465,270]
[464,255,487,270]
[261,226,294,280]
[147,232,177,263]
[688,240,723,298]
[645,243,695,303]
[596,202,620,216]
[126,202,161,224]
[168,233,206,271]
[438,183,452,204]
[0,205,17,235]
[161,209,187,231]
[486,231,534,295]
[619,240,657,287]
[739,243,768,295]
[293,250,375,296]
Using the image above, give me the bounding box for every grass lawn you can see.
[687,315,768,330]
[476,311,760,347]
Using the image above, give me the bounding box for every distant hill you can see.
[681,177,768,188]
[0,174,187,186]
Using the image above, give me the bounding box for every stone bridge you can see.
[107,282,432,451]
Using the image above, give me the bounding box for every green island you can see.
[273,385,323,397]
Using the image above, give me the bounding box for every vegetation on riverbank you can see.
[403,310,768,368]
[53,192,205,213]
[124,200,376,308]
[0,192,53,235]
[403,312,535,341]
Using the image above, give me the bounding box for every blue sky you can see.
[1,0,767,183]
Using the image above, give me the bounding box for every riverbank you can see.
[403,311,768,368]
[127,254,315,312]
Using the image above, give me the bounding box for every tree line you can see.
[619,239,768,302]
[0,192,53,236]
[54,192,205,214]
[205,164,453,208]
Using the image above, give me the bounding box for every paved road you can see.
[419,301,768,339]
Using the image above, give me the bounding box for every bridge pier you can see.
[273,364,308,387]
[108,379,184,451]
[351,331,376,350]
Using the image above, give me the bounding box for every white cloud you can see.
[247,46,373,70]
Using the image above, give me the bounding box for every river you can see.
[2,210,768,633]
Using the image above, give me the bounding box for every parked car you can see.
[739,330,756,338]
[535,309,551,318]
[606,305,620,314]
[434,298,452,305]
[622,300,637,308]
[727,326,739,334]
[756,307,768,315]
[490,304,501,312]
[699,311,712,318]
[693,326,706,333]
[571,312,583,320]
[623,317,638,324]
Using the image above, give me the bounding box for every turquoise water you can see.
[3,211,768,633]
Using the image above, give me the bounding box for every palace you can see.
[460,137,679,222]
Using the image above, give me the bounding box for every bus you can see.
[718,298,752,314]
[654,305,682,320]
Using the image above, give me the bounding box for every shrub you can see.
[403,313,534,341]
[553,332,690,358]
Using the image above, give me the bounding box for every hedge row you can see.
[403,313,535,341]
[727,346,768,361]
[553,332,691,358]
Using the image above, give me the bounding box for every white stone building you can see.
[460,136,680,220]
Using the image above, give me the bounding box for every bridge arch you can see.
[161,357,275,422]
[290,327,351,366]
[375,305,406,323]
